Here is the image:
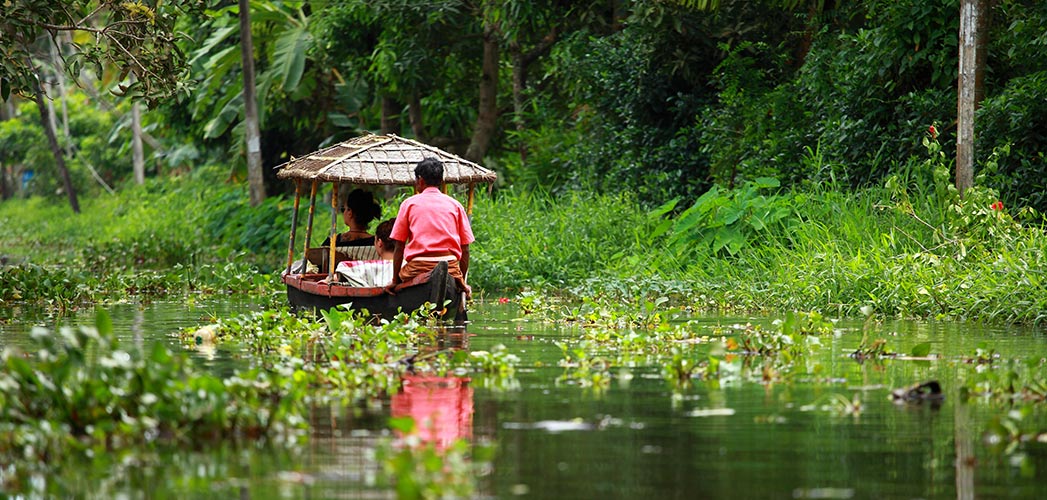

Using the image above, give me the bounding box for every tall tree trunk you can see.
[33,73,79,213]
[50,36,115,195]
[132,100,145,184]
[239,0,266,206]
[0,100,7,198]
[465,23,499,163]
[0,165,8,200]
[0,98,8,198]
[380,95,402,135]
[407,92,425,141]
[956,0,988,197]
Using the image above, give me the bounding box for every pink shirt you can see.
[390,187,475,261]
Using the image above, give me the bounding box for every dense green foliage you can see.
[1,1,196,102]
[0,167,285,310]
[4,134,1047,326]
[7,0,1047,212]
[3,0,1047,324]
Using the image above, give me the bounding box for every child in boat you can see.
[333,218,396,287]
[386,158,473,297]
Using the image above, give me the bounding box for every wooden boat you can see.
[283,261,459,318]
[274,134,497,320]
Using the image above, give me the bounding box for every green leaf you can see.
[202,94,242,139]
[188,25,238,67]
[718,204,746,226]
[1,78,9,102]
[911,342,932,357]
[327,112,356,128]
[388,416,416,433]
[712,227,746,255]
[751,177,780,189]
[649,198,679,217]
[271,23,312,92]
[95,308,113,336]
[650,218,673,240]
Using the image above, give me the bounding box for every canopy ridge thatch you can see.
[275,134,497,186]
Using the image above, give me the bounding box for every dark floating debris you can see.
[891,380,944,403]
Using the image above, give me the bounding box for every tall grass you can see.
[466,155,1047,325]
[5,157,1047,325]
[469,188,661,290]
[0,165,288,268]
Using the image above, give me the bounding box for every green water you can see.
[1,300,1046,498]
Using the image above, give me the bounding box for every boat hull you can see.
[282,261,460,319]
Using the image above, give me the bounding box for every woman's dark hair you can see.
[344,189,381,227]
[374,218,396,248]
[414,157,443,186]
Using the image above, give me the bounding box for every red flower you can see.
[928,125,938,139]
[990,201,1004,211]
[498,297,510,304]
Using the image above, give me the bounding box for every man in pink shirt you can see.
[387,157,474,296]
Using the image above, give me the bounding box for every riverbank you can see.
[3,160,1046,325]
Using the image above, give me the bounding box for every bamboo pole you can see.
[329,181,340,279]
[285,179,302,274]
[466,183,476,216]
[303,181,318,269]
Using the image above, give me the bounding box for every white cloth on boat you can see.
[335,259,393,287]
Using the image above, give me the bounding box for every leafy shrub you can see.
[658,177,799,257]
[976,71,1047,212]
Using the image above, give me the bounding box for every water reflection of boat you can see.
[274,134,496,319]
[391,375,474,449]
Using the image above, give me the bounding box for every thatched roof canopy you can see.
[275,134,497,185]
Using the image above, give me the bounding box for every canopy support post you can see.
[303,181,318,270]
[285,179,302,274]
[466,183,476,216]
[329,181,340,279]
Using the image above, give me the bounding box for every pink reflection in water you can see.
[391,375,474,449]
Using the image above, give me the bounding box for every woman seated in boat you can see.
[305,189,382,268]
[332,218,396,287]
[323,188,381,248]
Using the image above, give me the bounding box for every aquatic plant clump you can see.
[0,310,309,466]
[181,306,520,401]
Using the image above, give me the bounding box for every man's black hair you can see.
[415,157,444,187]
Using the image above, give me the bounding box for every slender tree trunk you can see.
[956,0,988,197]
[465,23,499,163]
[407,92,425,141]
[381,95,402,135]
[0,165,8,200]
[33,73,79,213]
[239,0,266,206]
[0,99,7,197]
[0,103,6,199]
[132,100,145,184]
